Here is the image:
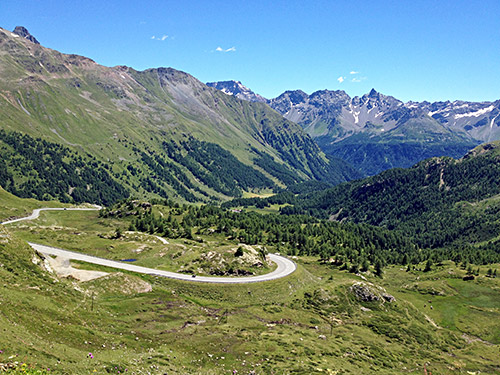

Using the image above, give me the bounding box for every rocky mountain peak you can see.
[367,88,379,98]
[206,80,268,103]
[355,89,402,109]
[12,26,40,44]
[276,90,309,105]
[309,89,350,102]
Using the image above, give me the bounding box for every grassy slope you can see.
[1,204,499,374]
[0,186,64,222]
[0,28,358,202]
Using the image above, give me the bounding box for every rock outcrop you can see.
[12,26,40,44]
[350,282,396,304]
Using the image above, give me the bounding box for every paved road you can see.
[1,206,102,225]
[3,207,297,283]
[29,242,296,283]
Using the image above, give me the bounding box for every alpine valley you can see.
[0,26,499,375]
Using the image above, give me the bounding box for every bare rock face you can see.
[12,26,40,44]
[351,283,380,302]
[350,282,396,303]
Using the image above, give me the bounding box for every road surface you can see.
[29,242,296,283]
[1,206,102,225]
[2,207,297,283]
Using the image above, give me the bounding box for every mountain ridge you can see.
[208,80,494,175]
[12,26,40,44]
[0,26,359,204]
[206,80,268,103]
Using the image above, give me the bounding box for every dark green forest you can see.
[280,148,500,251]
[3,127,500,267]
[320,135,478,176]
[163,138,275,197]
[251,147,303,186]
[0,130,129,205]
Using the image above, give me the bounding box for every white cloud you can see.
[151,35,168,41]
[337,76,345,83]
[350,71,359,75]
[351,76,367,83]
[215,46,236,53]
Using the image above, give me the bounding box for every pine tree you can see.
[235,246,244,257]
[361,258,370,272]
[374,259,383,278]
[424,259,433,272]
[128,221,136,231]
[401,253,409,266]
[349,263,359,274]
[183,225,193,239]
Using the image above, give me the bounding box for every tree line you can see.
[104,198,498,278]
[0,130,128,205]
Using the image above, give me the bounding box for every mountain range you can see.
[207,81,499,175]
[0,26,359,204]
[2,24,498,205]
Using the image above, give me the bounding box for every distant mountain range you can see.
[207,81,499,175]
[0,26,359,204]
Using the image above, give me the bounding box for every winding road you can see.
[0,206,103,225]
[1,207,296,284]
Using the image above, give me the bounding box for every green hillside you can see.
[281,142,500,262]
[1,203,499,374]
[0,27,359,203]
[0,186,65,222]
[1,25,499,375]
[0,130,129,205]
[321,132,478,177]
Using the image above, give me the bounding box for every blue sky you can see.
[1,0,499,102]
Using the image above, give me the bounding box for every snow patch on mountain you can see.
[206,80,268,103]
[491,114,499,129]
[454,105,495,119]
